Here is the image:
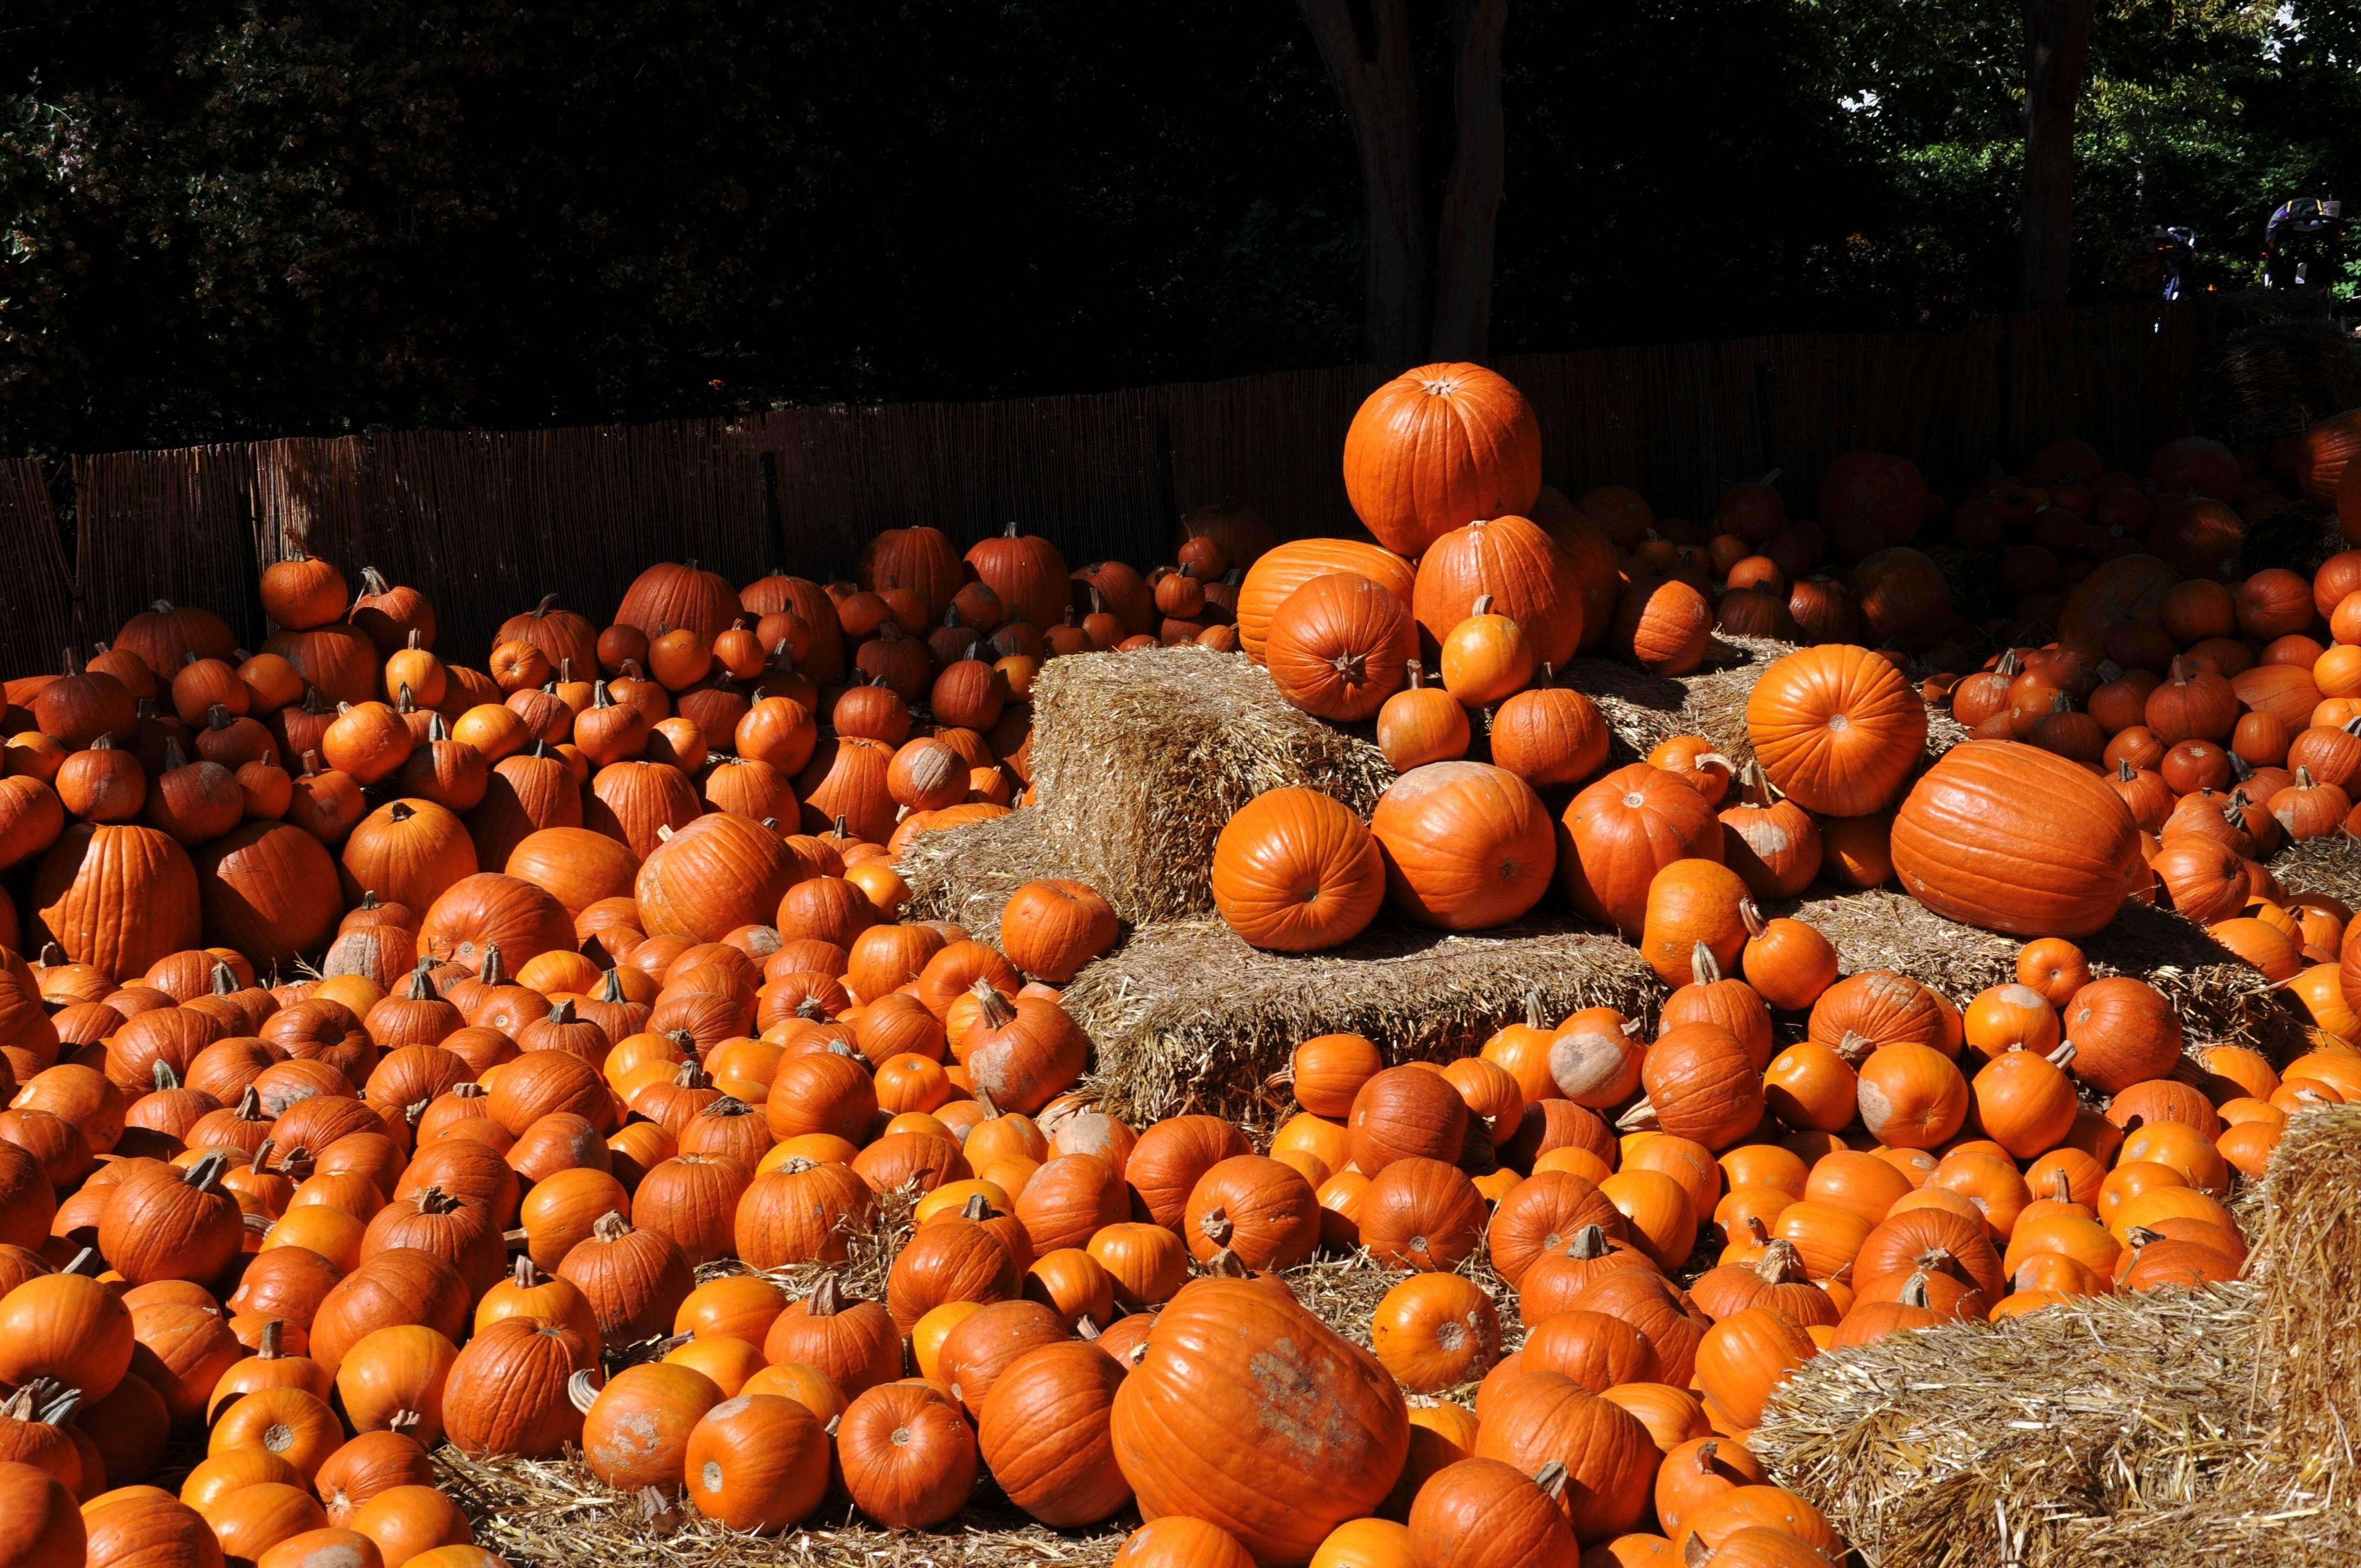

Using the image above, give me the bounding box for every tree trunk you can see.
[1296,0,1427,366]
[2020,0,2096,309]
[1429,0,1509,361]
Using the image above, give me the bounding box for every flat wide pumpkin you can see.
[1109,1278,1408,1563]
[1888,741,2139,938]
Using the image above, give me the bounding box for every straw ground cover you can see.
[1752,1103,2361,1568]
[1060,914,1662,1126]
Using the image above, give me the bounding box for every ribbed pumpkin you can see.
[634,814,803,944]
[1412,514,1585,669]
[34,824,203,982]
[1745,644,1928,816]
[1235,541,1416,665]
[1369,763,1554,931]
[1109,1278,1408,1562]
[1558,764,1723,935]
[1264,574,1419,721]
[1210,787,1386,953]
[977,1343,1133,1527]
[1888,742,2140,937]
[1341,363,1542,558]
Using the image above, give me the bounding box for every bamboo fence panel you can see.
[0,460,78,674]
[17,302,2221,672]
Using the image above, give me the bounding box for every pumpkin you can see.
[1887,741,2139,937]
[679,1392,830,1534]
[1236,541,1417,665]
[836,1381,978,1529]
[1375,664,1471,771]
[1369,763,1554,930]
[1210,786,1387,953]
[1745,645,1927,816]
[98,1155,243,1287]
[558,1212,694,1344]
[1848,548,1951,650]
[1636,1024,1762,1151]
[1854,1044,1968,1150]
[1414,514,1585,669]
[1349,1065,1469,1174]
[1611,578,1713,676]
[2059,978,2183,1094]
[1558,764,1722,934]
[1369,1272,1502,1392]
[999,880,1118,983]
[1408,1457,1579,1567]
[438,1317,594,1460]
[1693,1307,1817,1429]
[581,1361,723,1491]
[0,1463,81,1568]
[1265,574,1419,721]
[33,825,203,982]
[1470,1371,1657,1544]
[1490,669,1609,787]
[633,814,803,945]
[1638,861,1750,986]
[0,1270,133,1400]
[1110,1278,1408,1562]
[1342,363,1542,557]
[965,524,1071,634]
[977,1343,1132,1527]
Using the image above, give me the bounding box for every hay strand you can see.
[2267,832,2361,913]
[895,808,1079,944]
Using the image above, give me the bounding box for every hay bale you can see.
[2268,832,2361,912]
[1753,1102,2361,1568]
[1780,886,2303,1060]
[896,808,1080,944]
[1061,916,1661,1126]
[1751,1286,2282,1568]
[2250,1102,2361,1472]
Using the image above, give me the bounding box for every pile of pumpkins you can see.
[1,363,2359,1568]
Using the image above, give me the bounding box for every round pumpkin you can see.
[1210,787,1386,953]
[1369,763,1554,931]
[1745,645,1927,816]
[1342,363,1543,557]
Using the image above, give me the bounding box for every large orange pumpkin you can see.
[1109,1278,1408,1562]
[1342,363,1543,557]
[1210,787,1386,952]
[33,824,203,981]
[634,814,803,944]
[1369,763,1555,930]
[1745,645,1928,816]
[1888,742,2140,937]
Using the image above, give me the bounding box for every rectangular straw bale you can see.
[1779,886,2303,1059]
[1060,916,1661,1126]
[895,808,1079,944]
[2267,832,2361,911]
[1024,644,1394,924]
[1755,1102,2361,1568]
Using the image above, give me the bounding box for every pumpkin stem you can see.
[1834,1030,1878,1065]
[512,1255,540,1288]
[807,1275,844,1316]
[1613,1096,1660,1133]
[2123,1225,2165,1250]
[960,1193,993,1222]
[387,1409,423,1438]
[2117,757,2137,781]
[567,1369,602,1414]
[403,962,440,1001]
[258,1319,285,1359]
[1405,660,1425,690]
[186,1150,231,1195]
[151,1060,181,1091]
[1565,1224,1611,1260]
[2297,765,2318,788]
[590,1211,631,1242]
[60,1247,100,1278]
[1897,1269,1933,1309]
[235,1086,264,1121]
[412,1185,461,1216]
[1743,1215,1771,1245]
[973,1086,1001,1119]
[1689,942,1723,986]
[704,1095,752,1119]
[478,945,507,986]
[2045,1168,2074,1204]
[1738,899,1769,940]
[1755,1239,1810,1283]
[1074,1315,1100,1341]
[1202,1248,1253,1278]
[452,1081,487,1099]
[548,998,578,1026]
[2046,1039,2077,1069]
[971,979,1017,1030]
[1532,1460,1569,1500]
[1197,1205,1234,1246]
[1681,1533,1716,1568]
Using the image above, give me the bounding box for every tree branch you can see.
[1430,0,1508,361]
[1294,0,1427,365]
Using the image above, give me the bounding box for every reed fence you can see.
[2,302,2219,673]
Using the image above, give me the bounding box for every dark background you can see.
[6,0,2359,458]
